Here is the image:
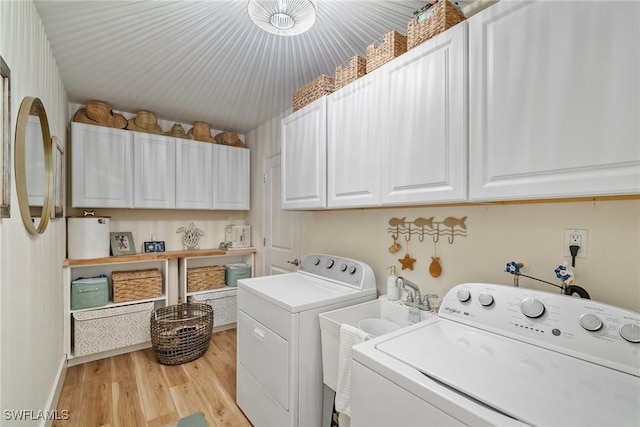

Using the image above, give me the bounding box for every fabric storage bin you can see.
[112,268,163,303]
[71,276,109,310]
[225,263,251,287]
[187,265,225,292]
[73,301,154,357]
[188,287,237,327]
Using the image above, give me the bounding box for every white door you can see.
[264,154,302,275]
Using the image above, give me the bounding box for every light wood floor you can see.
[53,329,252,427]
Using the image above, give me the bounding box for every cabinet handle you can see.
[287,259,300,266]
[253,327,265,341]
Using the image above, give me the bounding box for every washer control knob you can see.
[340,263,348,272]
[326,259,335,269]
[313,258,321,266]
[349,266,357,275]
[456,289,471,302]
[619,323,640,343]
[579,313,603,332]
[520,298,545,318]
[478,293,494,307]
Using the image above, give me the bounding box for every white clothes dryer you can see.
[351,283,640,426]
[236,254,377,427]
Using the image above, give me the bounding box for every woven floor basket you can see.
[292,74,335,111]
[112,269,163,303]
[151,303,213,365]
[335,55,367,90]
[407,0,466,50]
[366,31,407,73]
[187,265,225,293]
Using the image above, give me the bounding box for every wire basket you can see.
[150,303,213,365]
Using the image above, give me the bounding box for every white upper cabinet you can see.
[327,73,381,208]
[71,122,133,208]
[212,144,250,210]
[176,138,213,209]
[380,22,467,205]
[468,1,640,201]
[282,97,327,210]
[133,132,176,208]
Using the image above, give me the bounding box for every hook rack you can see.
[387,216,467,244]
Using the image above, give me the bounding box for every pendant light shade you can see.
[248,0,317,36]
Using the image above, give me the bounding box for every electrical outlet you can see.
[564,229,588,259]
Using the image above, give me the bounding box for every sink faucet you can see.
[396,277,438,312]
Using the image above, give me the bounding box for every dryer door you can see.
[238,311,290,410]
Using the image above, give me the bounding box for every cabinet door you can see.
[281,98,327,209]
[71,122,133,208]
[380,23,467,205]
[176,138,213,209]
[327,73,381,208]
[212,144,250,210]
[469,1,640,201]
[133,132,175,208]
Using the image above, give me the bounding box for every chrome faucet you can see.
[396,277,438,312]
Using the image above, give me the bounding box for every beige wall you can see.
[0,0,69,422]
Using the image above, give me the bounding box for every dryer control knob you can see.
[478,294,494,307]
[456,289,471,302]
[579,313,603,332]
[313,258,321,266]
[326,259,335,269]
[340,263,348,272]
[520,298,545,318]
[619,323,640,343]
[349,266,357,275]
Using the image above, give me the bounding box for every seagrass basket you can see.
[187,265,225,293]
[150,303,213,365]
[407,0,466,50]
[292,74,335,111]
[112,269,163,303]
[335,55,367,90]
[366,31,407,73]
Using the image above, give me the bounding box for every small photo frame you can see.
[110,232,136,256]
[144,241,166,253]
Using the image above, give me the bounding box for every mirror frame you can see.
[14,97,54,234]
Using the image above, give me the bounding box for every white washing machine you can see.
[351,283,640,426]
[236,254,377,427]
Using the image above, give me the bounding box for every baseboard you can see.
[43,356,68,427]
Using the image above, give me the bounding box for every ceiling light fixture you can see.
[248,0,317,36]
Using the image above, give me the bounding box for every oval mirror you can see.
[14,97,53,234]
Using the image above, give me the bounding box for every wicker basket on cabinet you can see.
[366,31,407,73]
[292,74,335,111]
[112,269,163,303]
[335,56,367,90]
[187,265,225,293]
[407,0,466,50]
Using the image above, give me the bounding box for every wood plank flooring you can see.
[53,329,252,427]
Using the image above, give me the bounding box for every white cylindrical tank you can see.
[67,216,110,259]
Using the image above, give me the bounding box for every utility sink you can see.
[319,297,433,391]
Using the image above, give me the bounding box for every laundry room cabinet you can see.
[281,22,468,210]
[379,22,467,205]
[133,131,176,208]
[72,122,250,210]
[71,122,133,208]
[468,0,640,201]
[281,97,327,209]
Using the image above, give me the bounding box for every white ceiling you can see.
[34,0,474,134]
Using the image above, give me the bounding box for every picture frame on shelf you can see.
[144,241,166,253]
[110,231,136,256]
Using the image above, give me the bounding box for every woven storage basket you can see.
[366,31,407,73]
[335,56,367,90]
[112,269,162,303]
[407,0,466,50]
[151,303,213,365]
[292,74,335,111]
[187,265,225,293]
